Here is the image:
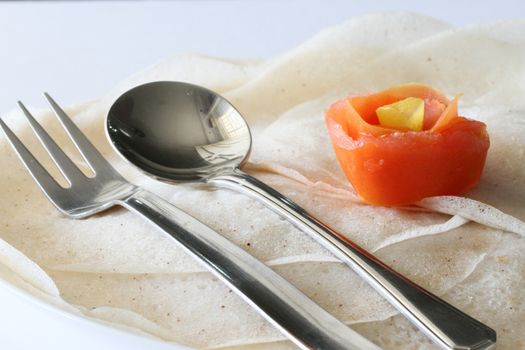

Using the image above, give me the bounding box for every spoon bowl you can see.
[107,81,251,182]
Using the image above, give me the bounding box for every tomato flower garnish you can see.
[325,83,490,206]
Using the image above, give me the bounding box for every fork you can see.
[0,94,382,350]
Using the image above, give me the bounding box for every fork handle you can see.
[210,170,497,350]
[120,189,380,350]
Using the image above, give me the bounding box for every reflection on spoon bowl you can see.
[106,81,251,182]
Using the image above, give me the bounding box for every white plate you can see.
[0,277,188,350]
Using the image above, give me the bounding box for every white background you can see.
[0,1,523,349]
[0,0,523,111]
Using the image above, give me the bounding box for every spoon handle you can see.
[121,188,380,350]
[211,170,496,350]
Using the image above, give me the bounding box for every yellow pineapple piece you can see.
[376,97,425,131]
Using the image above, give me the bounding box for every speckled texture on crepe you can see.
[1,13,525,349]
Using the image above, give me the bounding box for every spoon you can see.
[106,81,496,350]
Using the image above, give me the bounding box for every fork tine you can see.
[18,101,86,186]
[44,93,113,173]
[0,118,64,200]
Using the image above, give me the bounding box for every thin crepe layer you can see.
[0,12,524,349]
